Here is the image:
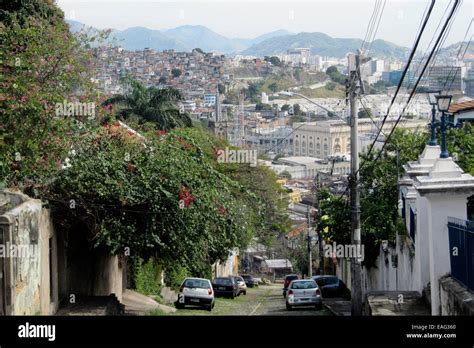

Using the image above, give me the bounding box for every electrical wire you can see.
[361,0,436,169]
[358,0,461,177]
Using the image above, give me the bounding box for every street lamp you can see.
[435,95,453,159]
[427,91,440,146]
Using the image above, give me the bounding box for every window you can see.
[334,144,341,153]
[309,142,313,149]
[401,194,406,219]
[409,208,416,243]
[291,281,317,289]
[316,143,321,150]
[324,144,328,151]
[302,141,306,148]
[295,140,299,147]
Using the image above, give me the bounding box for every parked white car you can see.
[175,277,215,311]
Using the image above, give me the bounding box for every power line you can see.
[361,0,381,54]
[359,0,461,176]
[444,16,472,91]
[362,0,436,168]
[365,0,387,57]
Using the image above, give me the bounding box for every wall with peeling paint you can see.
[0,190,58,315]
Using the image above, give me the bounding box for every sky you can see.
[57,0,473,48]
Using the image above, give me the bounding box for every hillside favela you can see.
[1,1,474,344]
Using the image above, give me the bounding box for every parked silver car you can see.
[232,276,247,296]
[285,279,322,311]
[175,277,215,311]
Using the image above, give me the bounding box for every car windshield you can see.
[325,277,338,285]
[215,278,232,285]
[286,275,298,280]
[241,275,251,280]
[291,281,317,289]
[183,279,210,289]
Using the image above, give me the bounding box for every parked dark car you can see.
[212,277,238,299]
[241,274,257,288]
[311,275,351,299]
[283,274,299,298]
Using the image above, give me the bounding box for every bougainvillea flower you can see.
[178,186,195,208]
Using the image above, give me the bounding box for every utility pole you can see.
[348,51,367,316]
[307,206,312,278]
[315,174,324,275]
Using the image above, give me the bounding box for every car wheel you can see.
[243,291,246,296]
[206,304,212,312]
[286,303,292,311]
[175,302,184,310]
[231,294,235,299]
[283,292,286,299]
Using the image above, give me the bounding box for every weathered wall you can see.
[213,249,239,277]
[0,190,57,315]
[336,239,418,295]
[440,275,474,315]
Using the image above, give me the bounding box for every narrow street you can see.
[159,284,333,316]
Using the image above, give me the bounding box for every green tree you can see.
[293,104,302,116]
[217,83,226,94]
[171,68,182,78]
[268,82,279,93]
[0,0,108,189]
[158,76,167,84]
[319,129,428,268]
[256,102,273,111]
[269,56,281,66]
[326,66,347,85]
[246,82,263,102]
[103,78,192,131]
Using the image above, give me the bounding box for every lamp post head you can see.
[427,90,440,106]
[436,94,452,113]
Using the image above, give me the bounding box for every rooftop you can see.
[448,100,474,113]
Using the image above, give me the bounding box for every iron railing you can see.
[447,217,474,291]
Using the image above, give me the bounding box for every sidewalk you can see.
[324,298,352,316]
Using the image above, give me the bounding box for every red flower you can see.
[218,206,227,216]
[156,130,167,136]
[127,163,136,172]
[178,186,195,208]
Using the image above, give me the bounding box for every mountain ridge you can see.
[66,20,416,59]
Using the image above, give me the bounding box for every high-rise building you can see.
[464,69,474,97]
[426,66,462,92]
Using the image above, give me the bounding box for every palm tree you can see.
[102,78,192,131]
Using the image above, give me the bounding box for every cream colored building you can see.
[293,118,428,159]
